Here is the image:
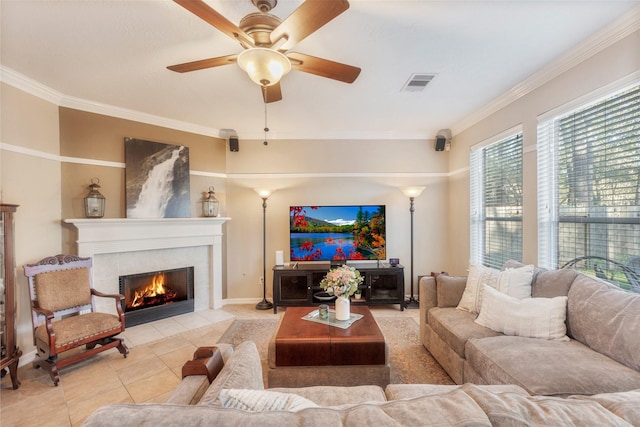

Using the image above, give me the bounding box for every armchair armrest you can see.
[31,302,55,319]
[90,289,126,322]
[91,289,124,301]
[31,302,57,349]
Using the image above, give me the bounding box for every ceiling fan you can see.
[167,0,361,103]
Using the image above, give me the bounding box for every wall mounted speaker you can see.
[229,136,239,152]
[434,129,452,152]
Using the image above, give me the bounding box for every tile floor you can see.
[1,304,419,426]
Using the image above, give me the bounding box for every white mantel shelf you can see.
[64,217,230,309]
[63,218,230,254]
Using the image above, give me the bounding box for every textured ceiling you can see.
[1,1,638,140]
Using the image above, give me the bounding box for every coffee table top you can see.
[274,306,386,366]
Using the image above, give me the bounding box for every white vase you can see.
[335,296,350,320]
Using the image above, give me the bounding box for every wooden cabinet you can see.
[1,204,21,389]
[273,263,404,313]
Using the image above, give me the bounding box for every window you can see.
[538,83,640,291]
[471,131,523,269]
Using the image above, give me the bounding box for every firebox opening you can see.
[119,266,194,327]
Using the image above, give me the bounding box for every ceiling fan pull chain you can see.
[263,98,269,146]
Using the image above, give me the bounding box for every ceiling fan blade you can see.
[173,0,254,48]
[287,52,360,83]
[167,54,238,73]
[262,83,283,103]
[270,0,349,51]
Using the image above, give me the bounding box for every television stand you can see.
[272,263,405,314]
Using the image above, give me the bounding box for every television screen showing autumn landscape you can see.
[289,205,386,262]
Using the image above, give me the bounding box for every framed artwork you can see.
[125,137,191,218]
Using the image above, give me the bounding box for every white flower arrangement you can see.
[320,265,364,298]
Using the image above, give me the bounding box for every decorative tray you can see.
[302,309,363,329]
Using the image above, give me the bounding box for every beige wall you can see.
[447,30,640,274]
[224,138,450,299]
[1,83,62,354]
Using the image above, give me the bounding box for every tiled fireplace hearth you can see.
[63,218,229,317]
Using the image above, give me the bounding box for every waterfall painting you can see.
[125,137,191,218]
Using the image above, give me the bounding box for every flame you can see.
[130,273,176,308]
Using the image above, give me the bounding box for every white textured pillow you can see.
[496,264,534,299]
[457,262,500,314]
[475,285,569,341]
[219,389,319,412]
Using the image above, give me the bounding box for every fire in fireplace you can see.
[119,267,194,327]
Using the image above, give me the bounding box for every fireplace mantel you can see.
[64,217,230,309]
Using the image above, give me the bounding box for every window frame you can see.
[470,126,524,269]
[537,77,640,278]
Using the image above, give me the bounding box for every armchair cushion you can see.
[35,312,123,349]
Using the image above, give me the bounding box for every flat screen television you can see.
[289,205,386,262]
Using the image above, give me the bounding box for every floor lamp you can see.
[255,189,274,310]
[401,186,425,309]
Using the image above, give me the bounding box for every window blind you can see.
[471,132,523,269]
[538,84,640,273]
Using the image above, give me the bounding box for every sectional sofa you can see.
[419,260,640,396]
[82,340,640,426]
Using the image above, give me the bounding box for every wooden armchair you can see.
[23,254,128,386]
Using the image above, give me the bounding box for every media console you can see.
[272,263,405,313]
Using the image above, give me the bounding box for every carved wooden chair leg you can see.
[40,357,60,386]
[116,339,129,357]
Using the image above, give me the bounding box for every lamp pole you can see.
[255,189,273,310]
[401,186,425,309]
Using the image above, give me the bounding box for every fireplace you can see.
[119,267,194,327]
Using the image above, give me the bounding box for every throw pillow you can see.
[496,264,534,299]
[219,389,319,412]
[457,262,500,314]
[436,275,468,308]
[475,285,569,340]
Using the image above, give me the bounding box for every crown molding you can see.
[0,66,221,138]
[452,5,640,135]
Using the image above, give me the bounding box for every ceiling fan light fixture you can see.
[238,48,291,87]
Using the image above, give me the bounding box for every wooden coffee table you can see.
[267,306,390,388]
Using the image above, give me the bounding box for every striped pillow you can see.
[475,285,569,340]
[219,389,318,412]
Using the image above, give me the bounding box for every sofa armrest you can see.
[419,275,468,335]
[420,276,438,313]
[419,276,437,346]
[165,375,211,405]
[165,344,234,405]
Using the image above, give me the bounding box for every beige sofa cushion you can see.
[501,260,577,298]
[82,388,493,426]
[435,275,467,307]
[428,307,501,358]
[567,275,640,371]
[465,335,640,396]
[570,389,640,426]
[532,268,577,297]
[461,384,632,427]
[384,383,528,400]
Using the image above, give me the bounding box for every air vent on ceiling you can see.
[401,73,436,92]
